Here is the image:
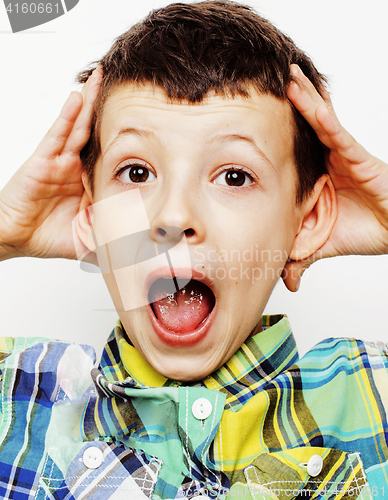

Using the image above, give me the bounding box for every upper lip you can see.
[145,266,216,298]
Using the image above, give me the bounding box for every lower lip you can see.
[147,303,217,347]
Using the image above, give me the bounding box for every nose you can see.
[150,182,205,245]
[151,226,192,258]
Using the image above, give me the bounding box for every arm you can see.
[283,64,388,291]
[0,67,102,263]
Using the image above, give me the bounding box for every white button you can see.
[307,455,323,477]
[192,398,213,420]
[83,447,103,469]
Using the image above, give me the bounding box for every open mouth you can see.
[147,277,216,346]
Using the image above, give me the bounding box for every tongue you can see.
[149,279,215,333]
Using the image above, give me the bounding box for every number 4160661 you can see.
[5,3,60,14]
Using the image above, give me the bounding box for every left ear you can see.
[289,174,337,261]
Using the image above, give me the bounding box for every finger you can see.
[81,65,103,100]
[62,66,103,155]
[319,85,335,113]
[290,64,335,115]
[288,64,339,140]
[315,105,371,165]
[288,65,371,165]
[35,92,83,159]
[288,77,325,133]
[288,77,368,164]
[290,64,326,105]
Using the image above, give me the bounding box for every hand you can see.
[0,67,102,262]
[283,64,388,291]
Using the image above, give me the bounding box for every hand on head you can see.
[283,64,388,291]
[0,67,102,262]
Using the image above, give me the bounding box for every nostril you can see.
[184,228,195,238]
[155,227,195,239]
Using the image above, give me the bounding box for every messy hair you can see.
[77,0,328,203]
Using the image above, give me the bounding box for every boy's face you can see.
[89,83,304,381]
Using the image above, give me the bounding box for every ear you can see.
[75,191,96,252]
[73,174,96,260]
[289,174,337,262]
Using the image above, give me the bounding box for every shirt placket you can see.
[177,386,226,493]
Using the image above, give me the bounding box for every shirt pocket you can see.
[37,441,162,500]
[229,447,371,500]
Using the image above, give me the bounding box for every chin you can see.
[154,358,215,382]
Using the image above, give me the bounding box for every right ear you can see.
[75,190,96,253]
[72,175,98,267]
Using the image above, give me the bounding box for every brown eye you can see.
[130,166,149,182]
[119,164,156,184]
[214,169,253,187]
[225,171,246,186]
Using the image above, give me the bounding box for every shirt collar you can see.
[83,314,298,442]
[99,314,298,400]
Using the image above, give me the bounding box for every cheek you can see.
[217,201,292,252]
[215,205,295,284]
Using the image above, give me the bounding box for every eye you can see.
[214,169,253,187]
[118,164,156,184]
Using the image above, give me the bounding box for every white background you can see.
[0,0,387,361]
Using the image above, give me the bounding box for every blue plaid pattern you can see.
[0,316,387,499]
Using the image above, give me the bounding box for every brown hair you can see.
[78,0,328,203]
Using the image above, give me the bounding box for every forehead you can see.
[99,83,295,160]
[101,83,294,142]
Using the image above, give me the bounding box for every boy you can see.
[0,1,387,498]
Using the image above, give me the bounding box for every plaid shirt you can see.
[0,314,387,499]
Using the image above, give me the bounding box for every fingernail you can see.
[295,279,301,291]
[291,64,303,75]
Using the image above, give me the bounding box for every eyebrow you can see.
[103,127,157,159]
[104,129,276,172]
[206,133,276,171]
